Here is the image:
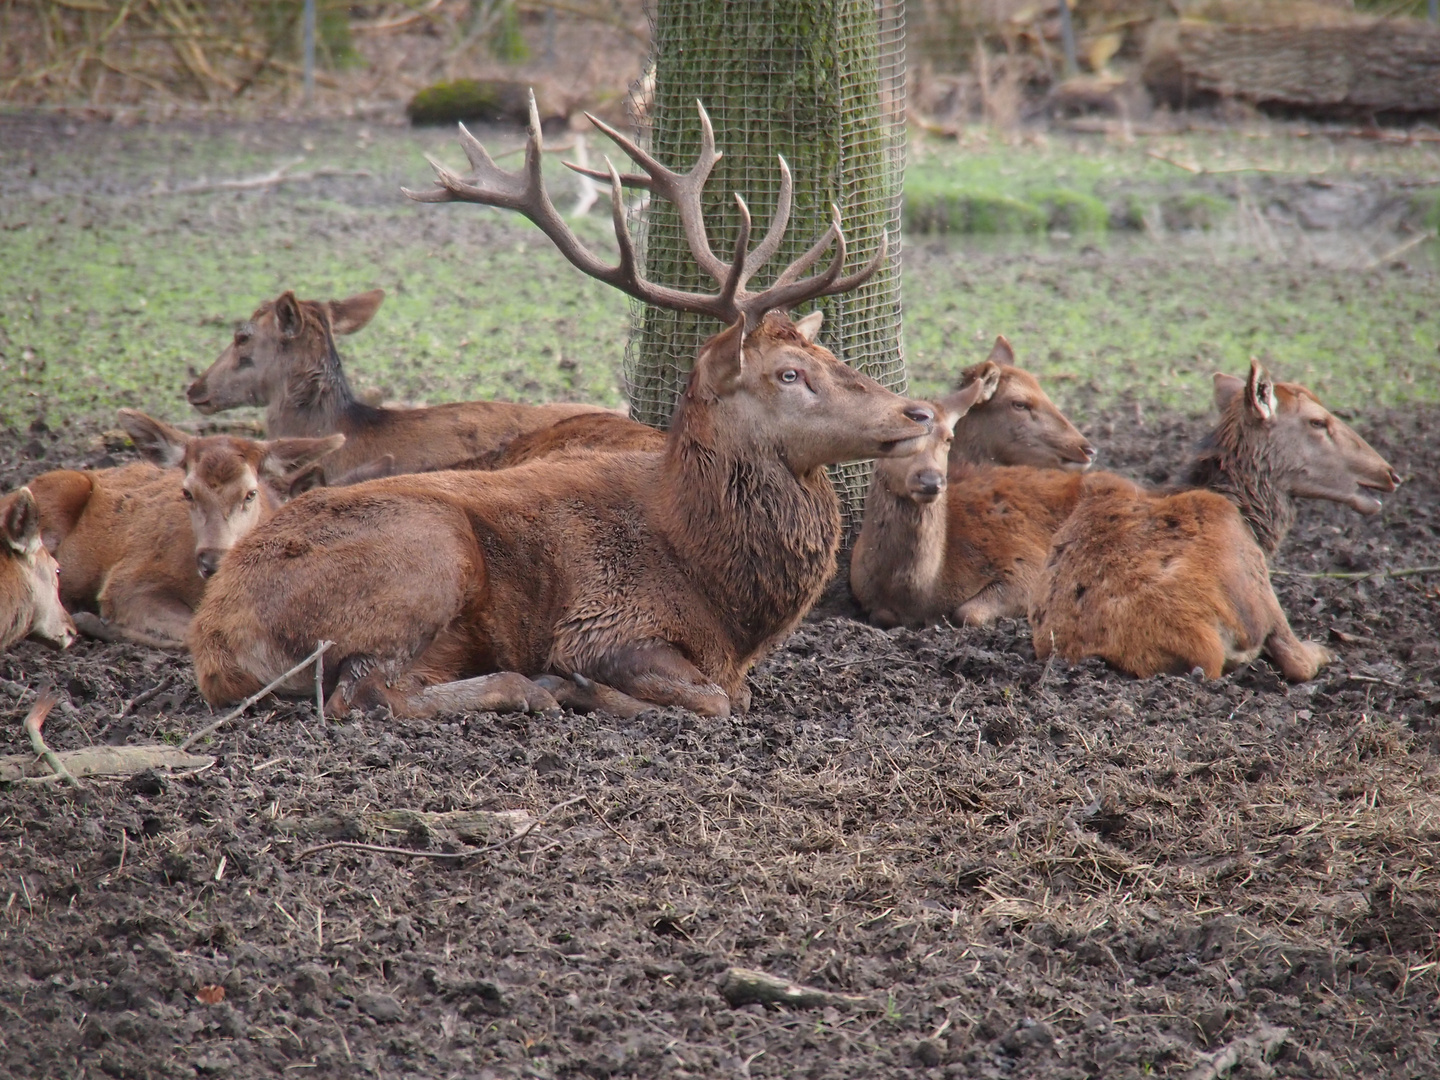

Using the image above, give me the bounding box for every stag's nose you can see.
[903,403,934,426]
[196,549,221,579]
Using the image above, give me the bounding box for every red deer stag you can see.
[0,487,75,652]
[188,97,935,718]
[850,349,1099,627]
[1030,360,1400,681]
[186,288,609,482]
[28,410,344,649]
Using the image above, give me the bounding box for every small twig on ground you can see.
[1273,565,1440,581]
[294,794,586,861]
[584,794,634,847]
[152,161,371,196]
[180,641,331,750]
[23,692,80,789]
[315,641,328,719]
[1363,230,1436,270]
[718,967,879,1012]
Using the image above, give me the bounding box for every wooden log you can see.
[0,745,214,782]
[1144,17,1440,114]
[717,967,878,1012]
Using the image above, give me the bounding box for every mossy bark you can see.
[627,0,906,432]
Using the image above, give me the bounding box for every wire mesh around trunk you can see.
[623,0,907,538]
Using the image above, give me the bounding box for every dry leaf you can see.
[196,984,225,1004]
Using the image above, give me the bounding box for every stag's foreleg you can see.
[576,641,734,717]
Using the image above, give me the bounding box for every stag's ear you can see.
[329,289,384,336]
[1212,372,1244,413]
[793,310,824,344]
[696,317,747,397]
[985,334,1015,366]
[119,409,190,468]
[1,488,41,556]
[274,291,305,340]
[259,434,345,485]
[1245,358,1277,423]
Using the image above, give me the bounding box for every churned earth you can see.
[0,400,1436,1080]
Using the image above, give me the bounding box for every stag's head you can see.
[120,411,344,578]
[1212,360,1400,515]
[947,337,1095,470]
[404,93,934,473]
[1,487,75,651]
[186,290,384,415]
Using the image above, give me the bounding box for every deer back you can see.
[0,487,74,651]
[187,289,607,479]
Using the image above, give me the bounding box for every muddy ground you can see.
[0,400,1436,1080]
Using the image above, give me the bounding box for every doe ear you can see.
[956,360,1002,405]
[329,289,385,336]
[985,334,1016,367]
[1212,371,1244,413]
[2,488,41,555]
[940,367,996,419]
[793,310,824,344]
[119,409,190,468]
[1245,357,1277,423]
[696,317,747,397]
[274,291,305,340]
[259,433,346,484]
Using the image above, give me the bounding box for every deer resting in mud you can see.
[188,98,935,719]
[1029,360,1399,681]
[850,337,1095,628]
[27,410,344,649]
[186,288,608,482]
[0,487,75,653]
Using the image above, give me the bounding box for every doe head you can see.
[684,310,934,474]
[1,487,75,651]
[120,410,344,578]
[186,289,384,414]
[948,336,1095,470]
[1213,359,1400,515]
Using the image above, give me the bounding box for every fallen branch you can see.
[23,693,80,789]
[1363,230,1436,271]
[1273,565,1440,581]
[0,744,214,782]
[1183,1023,1289,1080]
[717,967,879,1012]
[152,160,372,196]
[294,794,584,861]
[352,0,447,33]
[180,641,331,750]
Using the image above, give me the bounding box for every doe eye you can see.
[235,355,254,369]
[181,489,194,502]
[1012,400,1030,411]
[779,369,799,384]
[1310,418,1328,430]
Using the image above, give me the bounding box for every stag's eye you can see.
[1310,418,1328,430]
[244,489,258,503]
[779,369,800,384]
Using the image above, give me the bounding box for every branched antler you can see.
[403,91,886,331]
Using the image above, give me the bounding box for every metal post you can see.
[1431,0,1438,24]
[1056,0,1079,78]
[302,0,316,105]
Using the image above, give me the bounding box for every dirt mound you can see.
[1,401,1437,1078]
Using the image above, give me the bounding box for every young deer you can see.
[28,411,343,649]
[189,98,935,719]
[1030,360,1400,681]
[186,288,608,482]
[850,344,1096,628]
[0,488,75,653]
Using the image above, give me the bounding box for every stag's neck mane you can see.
[659,384,841,654]
[1182,406,1295,554]
[266,315,385,439]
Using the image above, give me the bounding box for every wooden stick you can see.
[23,693,80,789]
[295,794,585,861]
[718,967,878,1012]
[1273,565,1440,581]
[0,744,214,782]
[1363,230,1436,271]
[180,641,331,750]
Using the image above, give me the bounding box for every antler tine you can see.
[811,229,888,300]
[740,155,794,283]
[739,204,873,326]
[715,193,753,316]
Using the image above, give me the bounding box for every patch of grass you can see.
[1160,191,1232,232]
[904,182,1047,235]
[1031,187,1109,234]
